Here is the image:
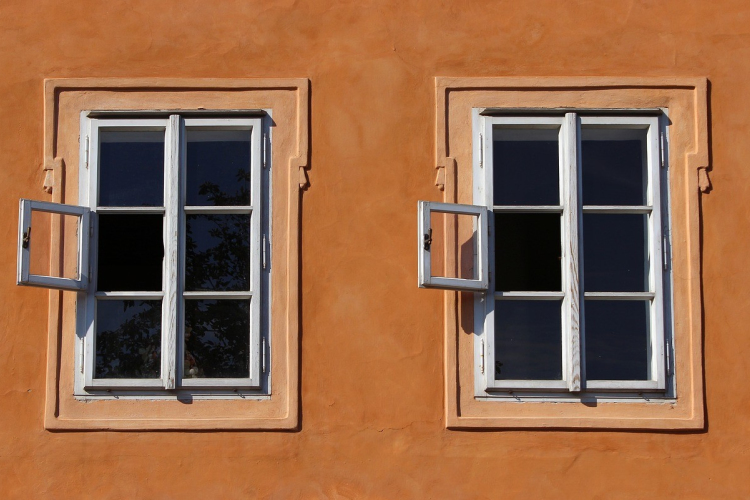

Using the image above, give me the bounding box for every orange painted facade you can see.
[1,1,749,498]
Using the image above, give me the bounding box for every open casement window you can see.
[21,113,269,395]
[470,112,668,397]
[17,199,90,291]
[418,201,489,291]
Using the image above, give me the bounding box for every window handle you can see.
[423,228,432,251]
[22,228,31,249]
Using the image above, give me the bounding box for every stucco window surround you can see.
[434,77,709,430]
[38,78,308,430]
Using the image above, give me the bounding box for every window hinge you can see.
[480,340,485,374]
[79,337,85,374]
[665,335,672,377]
[662,233,669,271]
[261,337,267,373]
[479,134,484,168]
[262,234,267,270]
[84,136,90,169]
[660,132,665,168]
[262,132,268,169]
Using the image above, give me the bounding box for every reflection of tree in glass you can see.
[184,172,252,378]
[96,300,161,379]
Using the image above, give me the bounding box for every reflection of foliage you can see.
[183,171,252,378]
[96,300,161,379]
[184,300,250,378]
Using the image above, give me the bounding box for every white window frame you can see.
[62,113,269,396]
[17,199,90,291]
[449,111,670,399]
[418,201,489,291]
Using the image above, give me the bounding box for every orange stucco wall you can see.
[1,1,749,498]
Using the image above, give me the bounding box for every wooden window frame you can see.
[473,113,669,398]
[72,114,268,396]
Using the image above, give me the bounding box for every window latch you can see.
[21,228,31,249]
[423,228,432,251]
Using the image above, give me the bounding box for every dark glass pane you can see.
[496,213,561,291]
[493,128,559,206]
[186,129,251,206]
[184,299,250,379]
[95,300,161,379]
[495,300,562,380]
[99,130,164,207]
[585,300,650,380]
[186,214,250,291]
[583,214,648,292]
[97,214,163,292]
[581,128,647,206]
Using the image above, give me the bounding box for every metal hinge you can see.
[479,134,484,168]
[261,337,267,373]
[262,132,268,169]
[480,340,485,374]
[262,234,268,269]
[662,233,669,271]
[660,132,665,168]
[665,335,672,377]
[84,136,90,169]
[79,337,85,374]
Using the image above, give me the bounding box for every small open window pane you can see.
[584,300,650,381]
[184,299,250,379]
[95,300,162,379]
[98,130,165,207]
[186,129,252,206]
[583,213,648,292]
[185,214,250,291]
[581,128,648,206]
[429,211,480,281]
[97,214,164,292]
[496,213,561,292]
[494,300,563,380]
[493,127,560,206]
[28,210,79,280]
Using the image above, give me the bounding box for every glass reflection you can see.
[99,130,164,207]
[184,299,250,379]
[186,129,251,206]
[185,214,250,291]
[496,213,561,291]
[95,300,161,379]
[97,214,163,292]
[585,300,650,380]
[581,128,647,206]
[583,213,648,292]
[493,128,559,206]
[495,300,562,380]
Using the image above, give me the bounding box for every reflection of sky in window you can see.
[185,299,250,378]
[583,214,648,292]
[495,300,562,380]
[186,130,251,206]
[585,300,649,380]
[581,129,647,206]
[185,214,250,291]
[95,300,161,378]
[99,130,164,207]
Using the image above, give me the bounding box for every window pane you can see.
[493,127,559,206]
[495,300,562,380]
[186,129,251,206]
[99,130,164,207]
[585,300,650,381]
[496,213,561,292]
[184,299,250,379]
[186,214,250,291]
[95,300,161,379]
[429,211,479,280]
[97,214,163,292]
[583,213,648,292]
[581,128,647,206]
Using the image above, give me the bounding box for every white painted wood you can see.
[418,201,489,291]
[17,199,90,291]
[184,206,253,214]
[494,291,564,300]
[582,206,652,214]
[585,380,661,391]
[94,291,164,298]
[584,292,655,300]
[162,115,180,390]
[493,205,564,213]
[182,291,253,299]
[562,112,581,392]
[485,380,569,391]
[95,206,165,214]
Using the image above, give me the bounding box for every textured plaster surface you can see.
[1,0,749,498]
